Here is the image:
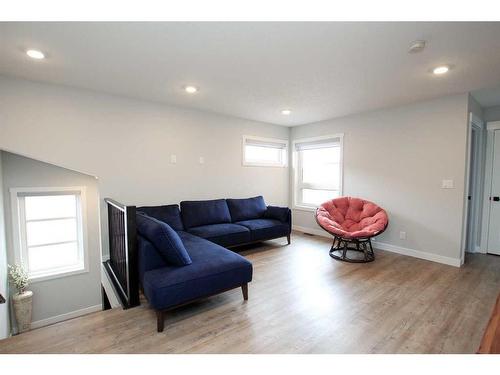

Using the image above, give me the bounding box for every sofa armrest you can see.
[264,206,291,224]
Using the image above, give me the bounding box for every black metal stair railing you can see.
[103,198,139,309]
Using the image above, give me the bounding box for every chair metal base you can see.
[329,236,375,263]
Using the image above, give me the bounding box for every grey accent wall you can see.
[1,151,101,326]
[484,105,500,122]
[290,94,469,262]
[0,152,9,339]
[0,76,290,261]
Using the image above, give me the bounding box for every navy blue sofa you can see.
[136,196,291,332]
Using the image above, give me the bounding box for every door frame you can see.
[480,121,500,254]
[461,113,485,263]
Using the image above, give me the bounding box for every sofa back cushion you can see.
[226,196,267,222]
[136,212,192,266]
[180,199,231,229]
[264,206,290,223]
[138,204,184,231]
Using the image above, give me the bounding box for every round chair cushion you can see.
[316,197,388,239]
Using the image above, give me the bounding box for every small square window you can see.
[10,188,87,281]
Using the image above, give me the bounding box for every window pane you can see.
[303,162,340,188]
[302,146,340,164]
[301,147,340,188]
[245,145,284,164]
[302,189,339,206]
[28,242,80,273]
[26,218,78,247]
[25,195,77,220]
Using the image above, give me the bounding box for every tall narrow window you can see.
[243,136,288,167]
[293,135,343,208]
[11,187,87,281]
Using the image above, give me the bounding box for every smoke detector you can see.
[408,40,426,54]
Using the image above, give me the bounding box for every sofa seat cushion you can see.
[143,232,253,311]
[236,219,290,242]
[137,204,184,231]
[136,213,192,266]
[226,196,267,222]
[187,223,251,247]
[181,199,232,229]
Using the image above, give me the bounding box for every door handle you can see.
[491,196,500,202]
[0,293,5,304]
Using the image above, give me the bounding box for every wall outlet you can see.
[199,156,205,164]
[170,154,177,164]
[441,179,454,189]
[399,231,406,240]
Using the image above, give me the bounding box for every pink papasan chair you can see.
[315,197,388,263]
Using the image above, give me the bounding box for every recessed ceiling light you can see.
[26,49,45,60]
[184,86,198,94]
[433,65,450,75]
[281,109,292,115]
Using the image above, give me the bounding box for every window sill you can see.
[29,264,88,284]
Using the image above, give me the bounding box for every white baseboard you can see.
[372,241,461,267]
[31,304,102,330]
[292,225,330,238]
[292,225,461,267]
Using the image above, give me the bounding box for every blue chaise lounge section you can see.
[136,196,291,332]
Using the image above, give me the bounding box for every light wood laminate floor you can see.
[1,232,500,354]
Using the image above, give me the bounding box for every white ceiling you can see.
[2,22,500,126]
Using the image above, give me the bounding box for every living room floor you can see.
[1,232,499,354]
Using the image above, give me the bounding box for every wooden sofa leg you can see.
[157,310,165,333]
[287,234,291,245]
[241,283,248,301]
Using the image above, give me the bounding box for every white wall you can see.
[468,94,484,120]
[484,105,500,122]
[1,151,101,327]
[0,75,290,259]
[0,152,9,339]
[0,75,475,277]
[291,94,469,265]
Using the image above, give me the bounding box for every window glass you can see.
[26,218,77,247]
[25,195,77,220]
[15,191,85,279]
[243,136,287,166]
[28,242,80,273]
[301,189,340,206]
[244,145,283,164]
[294,137,343,208]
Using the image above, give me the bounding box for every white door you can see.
[487,129,500,255]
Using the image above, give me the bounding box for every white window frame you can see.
[292,134,344,211]
[242,135,288,167]
[10,186,89,283]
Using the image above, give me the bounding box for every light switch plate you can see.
[170,154,177,164]
[399,231,406,240]
[199,156,205,164]
[441,179,454,189]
